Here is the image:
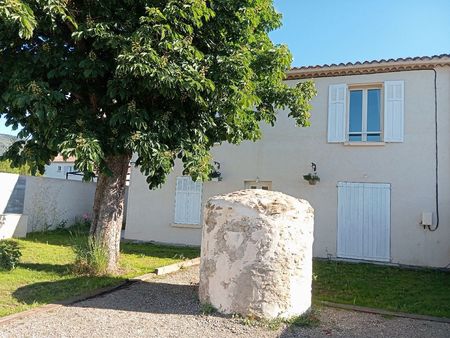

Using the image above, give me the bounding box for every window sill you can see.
[343,142,385,146]
[171,223,201,229]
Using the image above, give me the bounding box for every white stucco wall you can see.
[0,173,129,236]
[0,173,97,233]
[0,214,28,239]
[23,176,97,231]
[125,67,450,268]
[0,173,24,214]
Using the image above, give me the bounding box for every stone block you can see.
[199,189,314,319]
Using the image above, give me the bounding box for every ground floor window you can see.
[174,176,202,225]
[244,180,272,190]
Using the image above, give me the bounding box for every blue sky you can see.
[270,0,450,66]
[1,0,449,135]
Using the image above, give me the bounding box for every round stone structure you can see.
[199,189,314,319]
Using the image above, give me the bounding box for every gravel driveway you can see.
[1,266,449,338]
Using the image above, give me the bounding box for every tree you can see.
[0,0,316,273]
[0,159,34,174]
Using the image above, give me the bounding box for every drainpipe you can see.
[428,68,439,231]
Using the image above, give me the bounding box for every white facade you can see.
[125,56,450,268]
[43,162,81,180]
[0,172,128,237]
[0,173,97,236]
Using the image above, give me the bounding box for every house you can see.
[44,156,132,184]
[43,155,80,180]
[124,54,450,268]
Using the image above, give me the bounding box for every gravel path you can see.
[1,266,449,338]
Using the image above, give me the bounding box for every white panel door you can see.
[337,182,390,262]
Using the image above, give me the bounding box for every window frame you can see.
[346,83,384,143]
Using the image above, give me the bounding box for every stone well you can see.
[199,189,314,319]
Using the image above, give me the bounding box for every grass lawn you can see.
[313,260,450,318]
[1,230,449,319]
[0,229,199,317]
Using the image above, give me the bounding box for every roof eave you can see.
[287,58,450,80]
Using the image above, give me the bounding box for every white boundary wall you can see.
[23,175,97,232]
[0,173,97,237]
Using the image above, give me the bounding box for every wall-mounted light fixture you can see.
[209,161,222,182]
[303,162,320,185]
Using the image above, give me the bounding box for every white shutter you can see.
[328,84,347,142]
[174,177,202,224]
[384,80,404,142]
[362,183,391,261]
[189,180,202,224]
[337,182,364,259]
[174,177,188,224]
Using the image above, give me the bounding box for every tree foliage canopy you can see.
[1,0,316,187]
[0,159,35,175]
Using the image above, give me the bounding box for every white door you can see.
[337,182,390,262]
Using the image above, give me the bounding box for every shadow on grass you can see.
[120,242,200,259]
[12,275,126,305]
[18,262,72,275]
[23,230,200,260]
[23,229,79,246]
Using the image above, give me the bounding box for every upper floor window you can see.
[328,81,404,144]
[348,87,382,142]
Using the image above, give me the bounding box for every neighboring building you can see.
[124,55,450,268]
[43,155,81,180]
[44,156,131,184]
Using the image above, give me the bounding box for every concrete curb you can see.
[0,257,200,326]
[320,301,450,324]
[155,257,200,275]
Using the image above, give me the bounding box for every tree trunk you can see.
[90,153,130,273]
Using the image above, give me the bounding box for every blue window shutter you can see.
[328,84,347,142]
[384,81,404,142]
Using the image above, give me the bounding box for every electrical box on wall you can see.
[421,212,433,227]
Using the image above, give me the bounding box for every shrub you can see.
[55,219,69,230]
[288,309,320,328]
[200,303,217,315]
[69,218,91,234]
[71,233,108,276]
[0,240,22,271]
